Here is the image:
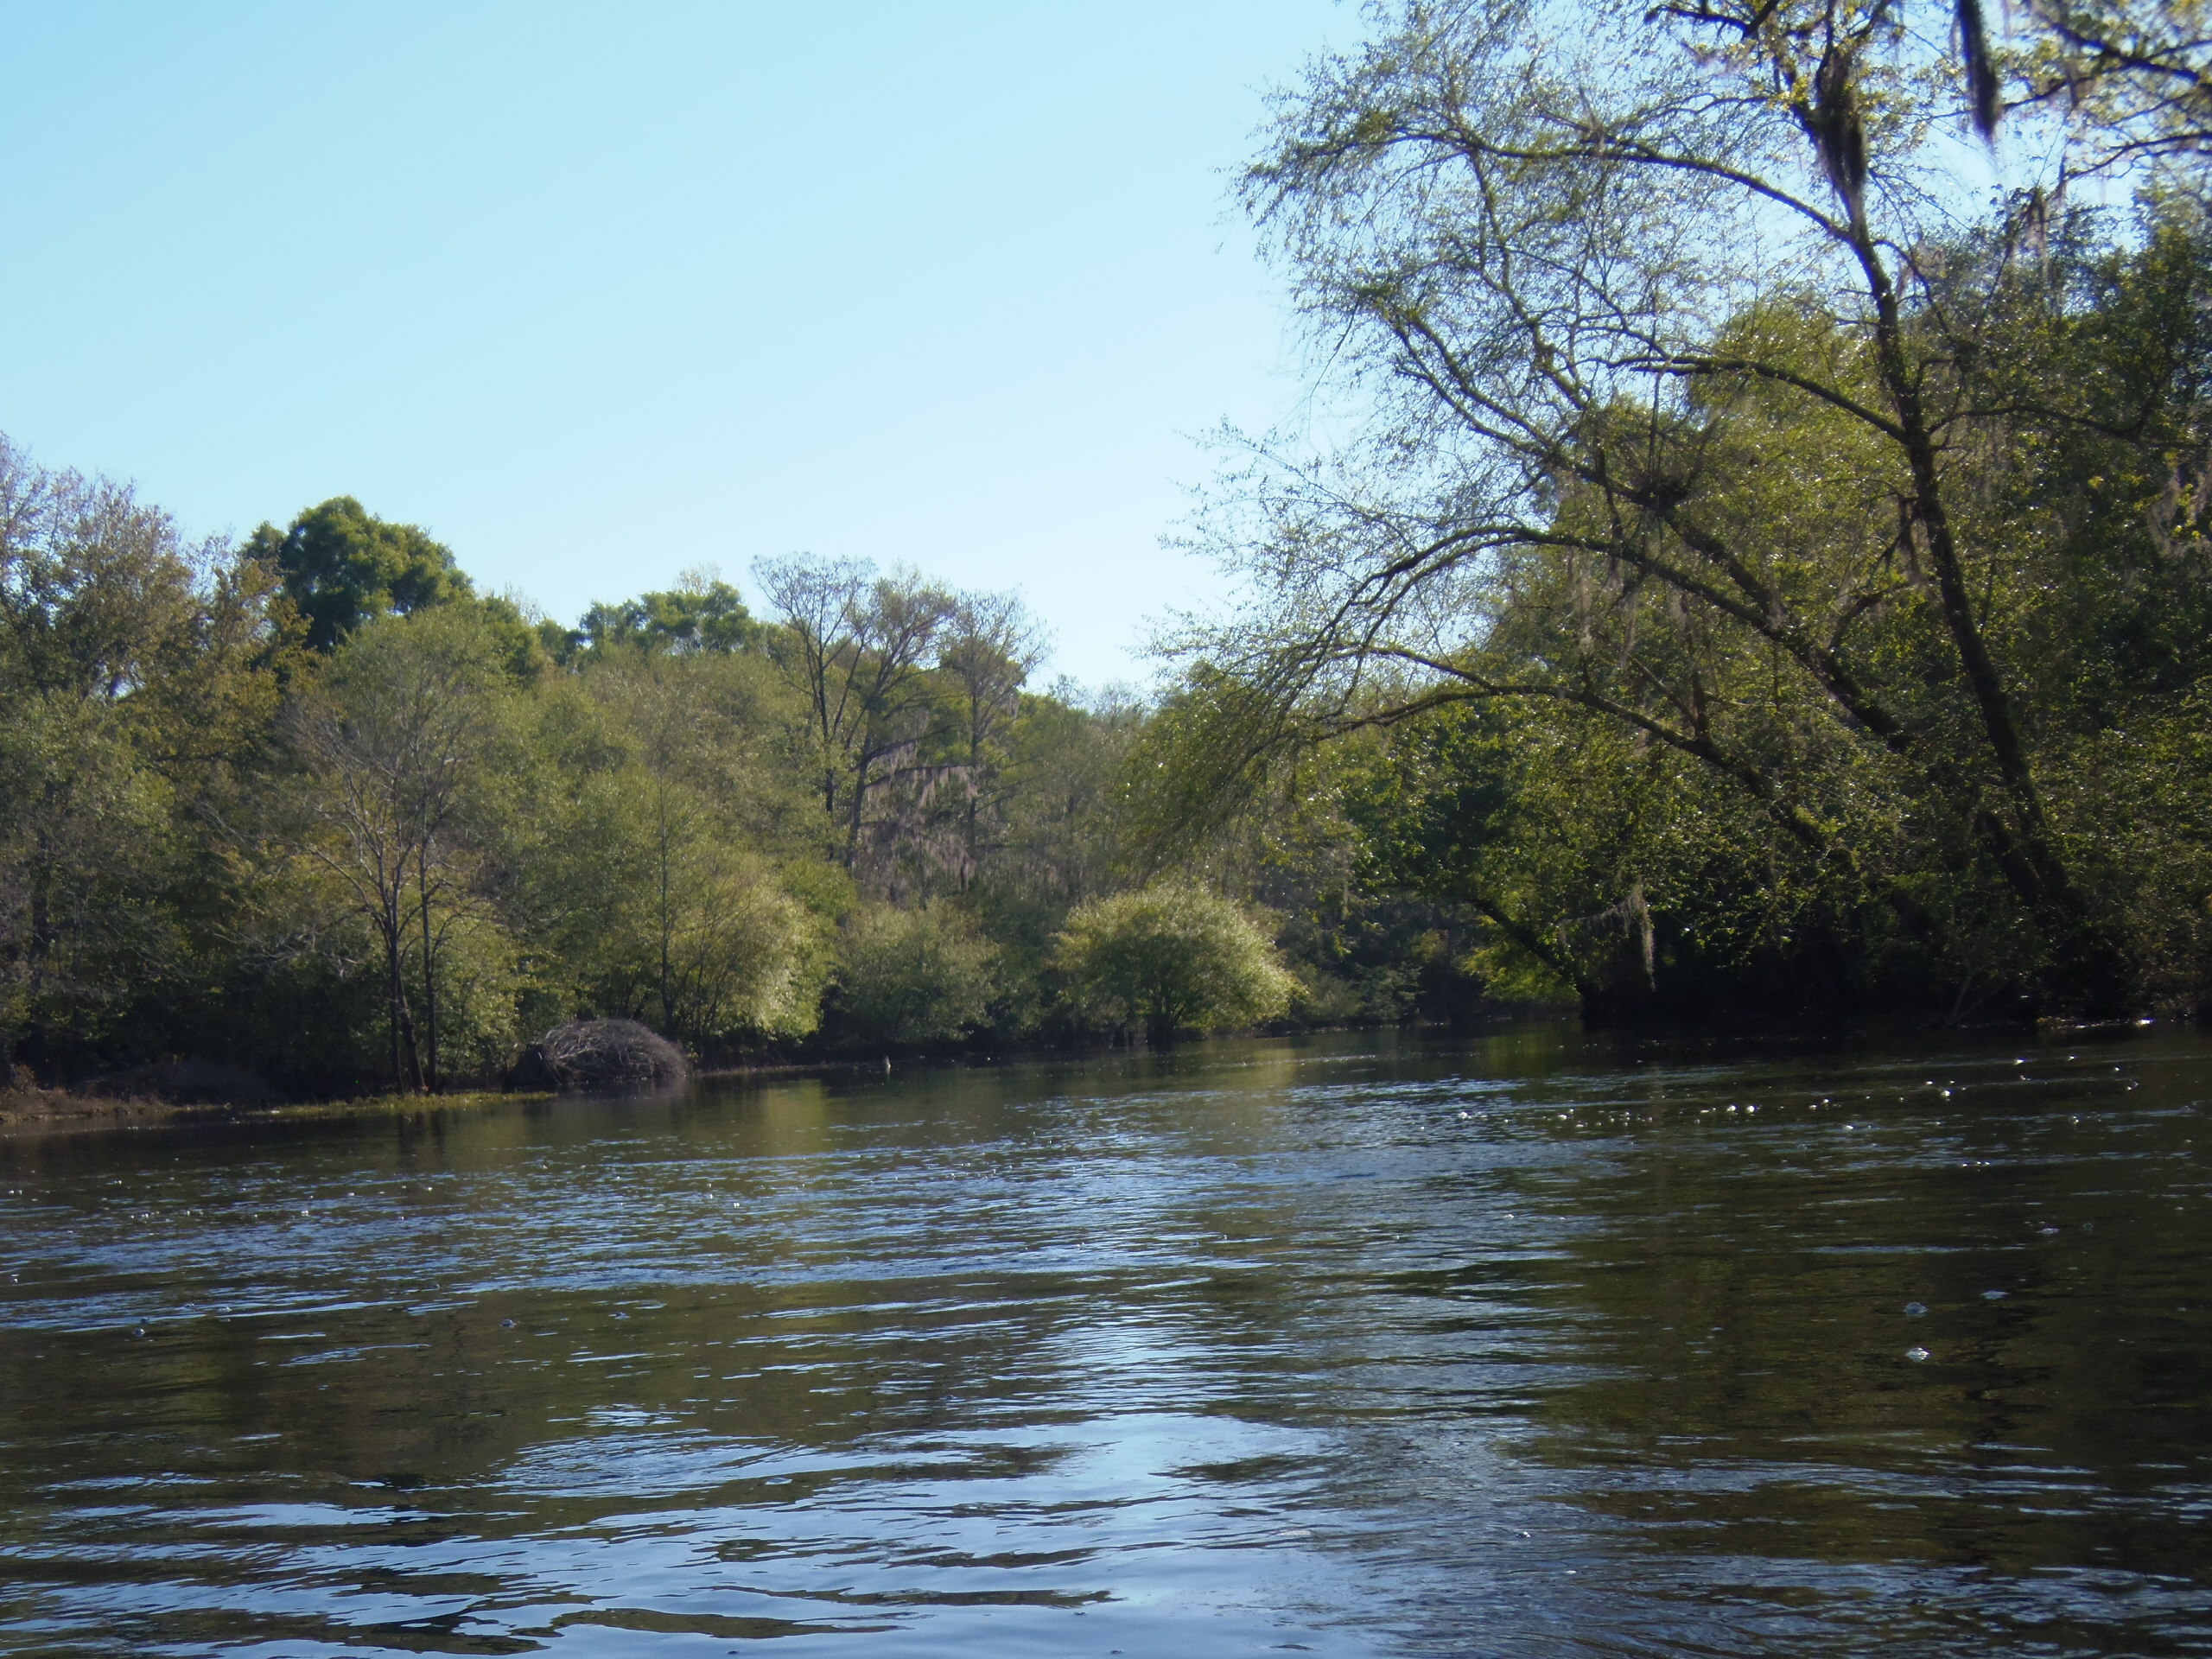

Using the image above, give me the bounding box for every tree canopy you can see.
[0,453,1192,1094]
[245,496,474,652]
[1160,0,2212,1020]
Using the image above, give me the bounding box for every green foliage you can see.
[564,569,763,659]
[0,436,289,1076]
[590,840,824,1044]
[245,496,474,652]
[284,605,520,1090]
[832,904,998,1048]
[963,685,1140,1031]
[0,691,181,1065]
[1054,885,1296,1040]
[0,438,1166,1091]
[505,651,828,1054]
[1157,1,2212,1020]
[1326,700,1936,1018]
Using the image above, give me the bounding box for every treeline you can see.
[10,2,2212,1093]
[0,468,1325,1096]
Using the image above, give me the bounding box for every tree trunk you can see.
[657,794,677,1036]
[1852,231,2133,1011]
[417,850,440,1094]
[384,894,423,1092]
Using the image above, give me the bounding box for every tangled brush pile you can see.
[512,1020,686,1094]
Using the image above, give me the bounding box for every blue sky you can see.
[0,3,1357,689]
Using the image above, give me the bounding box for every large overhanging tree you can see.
[1180,0,2212,1013]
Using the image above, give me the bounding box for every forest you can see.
[0,470,1316,1096]
[3,0,2210,1099]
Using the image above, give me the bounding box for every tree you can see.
[2007,2,2212,185]
[0,435,289,1078]
[245,497,474,653]
[753,554,960,876]
[1054,885,1296,1041]
[562,651,824,1047]
[1176,0,2212,1014]
[1004,683,1138,896]
[569,567,763,658]
[586,823,822,1047]
[3,425,1187,1090]
[934,593,1045,891]
[286,608,511,1090]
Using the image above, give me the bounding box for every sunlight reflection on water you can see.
[2,1025,2209,1656]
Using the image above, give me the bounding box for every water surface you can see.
[3,1025,2209,1656]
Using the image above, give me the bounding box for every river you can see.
[2,1024,2208,1656]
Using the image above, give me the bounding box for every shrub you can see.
[833,904,998,1048]
[1054,885,1296,1040]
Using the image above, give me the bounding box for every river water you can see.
[2,1025,2208,1656]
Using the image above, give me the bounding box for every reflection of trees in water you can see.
[3,1032,2205,1652]
[1510,1046,2212,1588]
[0,1051,1332,1532]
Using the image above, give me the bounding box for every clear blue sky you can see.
[0,3,1356,689]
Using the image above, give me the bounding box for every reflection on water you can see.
[2,1025,2208,1656]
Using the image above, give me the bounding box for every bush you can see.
[1054,885,1296,1040]
[833,904,998,1048]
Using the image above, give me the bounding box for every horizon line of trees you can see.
[8,2,2212,1096]
[0,463,1315,1096]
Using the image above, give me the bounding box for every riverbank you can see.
[0,1080,550,1136]
[0,1081,179,1130]
[0,1035,1221,1136]
[0,1046,1040,1137]
[9,999,2142,1139]
[0,1046,1001,1135]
